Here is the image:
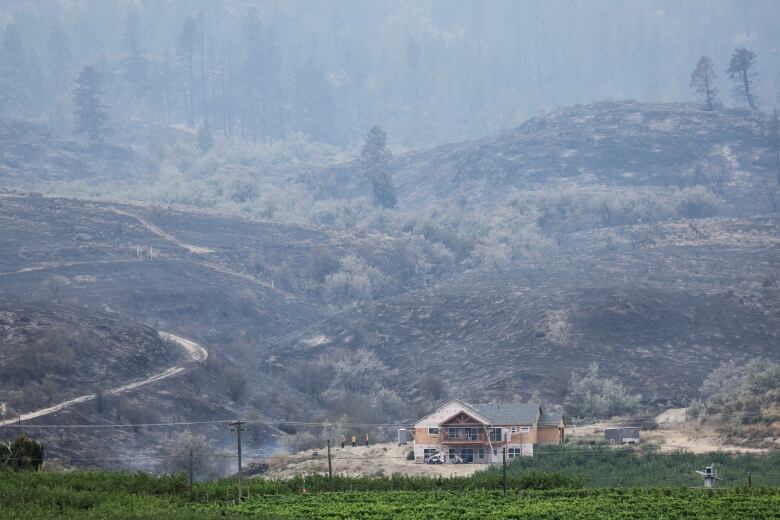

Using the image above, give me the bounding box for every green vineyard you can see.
[205,489,780,520]
[2,470,779,519]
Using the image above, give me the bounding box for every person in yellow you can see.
[351,434,357,447]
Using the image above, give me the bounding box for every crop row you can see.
[208,488,780,520]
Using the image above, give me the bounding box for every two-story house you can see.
[412,399,564,463]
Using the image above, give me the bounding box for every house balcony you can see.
[442,432,497,444]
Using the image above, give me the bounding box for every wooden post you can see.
[502,446,507,496]
[188,448,194,498]
[327,439,334,491]
[230,421,246,502]
[748,471,752,488]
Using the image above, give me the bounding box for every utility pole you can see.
[327,439,334,491]
[502,446,508,496]
[230,420,246,501]
[188,447,194,498]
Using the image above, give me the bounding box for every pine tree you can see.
[47,21,73,92]
[370,171,398,209]
[73,66,109,141]
[726,47,758,110]
[689,55,718,110]
[361,125,391,165]
[177,16,198,126]
[361,126,397,209]
[0,24,29,113]
[768,109,780,185]
[122,6,147,98]
[197,119,215,153]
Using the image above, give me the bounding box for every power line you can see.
[2,409,776,429]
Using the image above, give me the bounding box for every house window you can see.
[428,427,439,436]
[460,448,474,463]
[489,427,502,441]
[519,426,530,433]
[511,427,517,433]
[478,447,485,459]
[448,448,457,460]
[508,447,522,459]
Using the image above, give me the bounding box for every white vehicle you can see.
[425,452,446,464]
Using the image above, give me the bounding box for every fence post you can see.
[502,446,507,496]
[327,439,334,491]
[188,448,194,498]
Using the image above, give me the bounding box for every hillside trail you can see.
[109,207,296,298]
[0,332,207,426]
[109,207,215,254]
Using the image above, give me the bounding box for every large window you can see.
[447,427,478,440]
[489,427,502,441]
[428,427,439,436]
[508,447,523,459]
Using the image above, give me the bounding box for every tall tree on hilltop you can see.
[361,125,391,164]
[361,125,397,209]
[0,24,30,113]
[73,66,109,141]
[726,47,758,110]
[689,55,718,110]
[177,16,198,126]
[122,6,147,98]
[240,8,264,143]
[47,21,73,93]
[768,109,780,185]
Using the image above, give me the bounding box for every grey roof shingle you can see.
[538,411,564,426]
[467,401,542,425]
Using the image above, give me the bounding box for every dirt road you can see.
[259,442,483,479]
[0,332,207,426]
[567,410,767,454]
[110,207,215,254]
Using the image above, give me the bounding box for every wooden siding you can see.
[537,425,563,444]
[414,427,441,445]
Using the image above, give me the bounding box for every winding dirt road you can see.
[0,332,207,426]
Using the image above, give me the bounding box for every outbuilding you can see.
[604,427,640,444]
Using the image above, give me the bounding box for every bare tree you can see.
[160,432,230,481]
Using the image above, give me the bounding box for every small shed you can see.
[605,427,640,444]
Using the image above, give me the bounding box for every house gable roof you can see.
[413,399,491,428]
[440,410,488,426]
[415,400,563,427]
[468,401,542,425]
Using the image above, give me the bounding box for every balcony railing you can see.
[442,431,496,443]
